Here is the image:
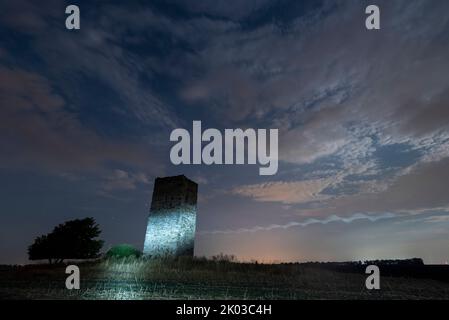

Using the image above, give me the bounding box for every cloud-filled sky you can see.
[1,0,449,264]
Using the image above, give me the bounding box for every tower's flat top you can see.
[155,174,197,186]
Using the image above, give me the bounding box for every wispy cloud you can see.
[231,178,336,204]
[200,212,397,235]
[101,169,151,192]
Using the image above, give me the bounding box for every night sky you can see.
[1,0,449,264]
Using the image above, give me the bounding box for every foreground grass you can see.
[1,257,449,299]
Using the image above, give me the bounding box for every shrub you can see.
[106,244,142,259]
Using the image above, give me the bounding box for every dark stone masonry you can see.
[143,175,198,257]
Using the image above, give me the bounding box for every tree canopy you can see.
[28,217,103,264]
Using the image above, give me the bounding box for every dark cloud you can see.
[0,0,62,34]
[0,66,162,174]
[163,0,273,19]
[177,0,449,164]
[318,157,449,216]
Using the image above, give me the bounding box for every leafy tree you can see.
[28,217,104,264]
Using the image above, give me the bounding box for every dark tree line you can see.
[28,217,103,264]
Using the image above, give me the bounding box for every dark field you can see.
[1,257,449,300]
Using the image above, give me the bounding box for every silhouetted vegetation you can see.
[292,258,449,283]
[28,217,103,264]
[299,258,424,267]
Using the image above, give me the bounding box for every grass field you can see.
[1,256,449,300]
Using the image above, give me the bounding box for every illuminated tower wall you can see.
[143,175,198,257]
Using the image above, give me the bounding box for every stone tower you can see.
[143,175,198,257]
